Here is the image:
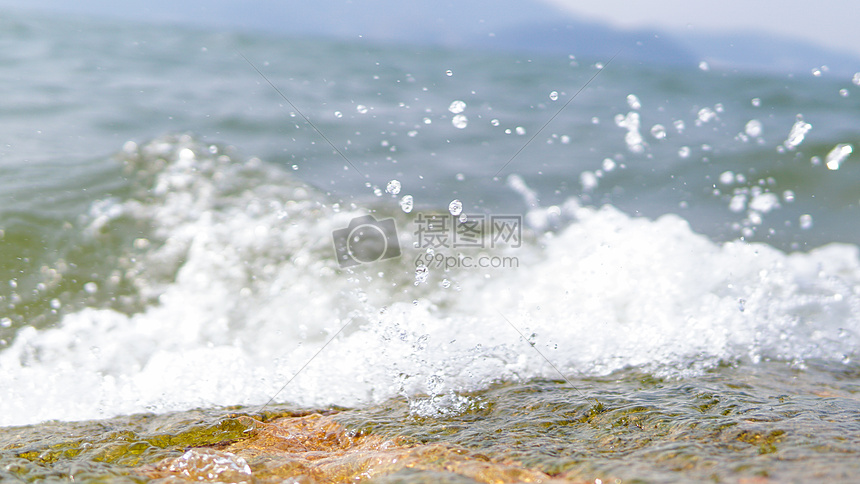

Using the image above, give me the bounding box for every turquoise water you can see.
[1,8,860,482]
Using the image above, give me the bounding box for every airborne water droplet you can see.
[445,69,453,77]
[448,100,466,114]
[697,107,716,123]
[825,143,853,170]
[448,199,463,216]
[745,119,763,137]
[452,114,468,129]
[334,111,343,118]
[784,117,812,150]
[549,90,559,101]
[602,158,616,172]
[356,104,368,114]
[626,94,641,110]
[415,265,429,285]
[386,180,401,195]
[650,124,666,139]
[490,118,500,126]
[678,146,691,158]
[515,126,526,135]
[400,195,414,213]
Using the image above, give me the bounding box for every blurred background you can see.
[2,0,859,74]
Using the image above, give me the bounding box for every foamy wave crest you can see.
[1,136,858,425]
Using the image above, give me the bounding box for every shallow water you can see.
[2,362,859,482]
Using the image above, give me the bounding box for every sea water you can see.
[1,8,860,482]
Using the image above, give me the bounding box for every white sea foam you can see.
[1,137,859,426]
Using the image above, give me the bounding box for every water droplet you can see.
[784,117,812,149]
[0,317,11,328]
[560,135,570,144]
[602,158,616,172]
[853,72,860,86]
[783,190,795,203]
[452,114,468,129]
[386,180,401,195]
[490,118,500,126]
[751,97,761,107]
[840,88,849,97]
[334,111,343,118]
[423,117,432,124]
[400,195,414,213]
[208,145,218,154]
[678,146,691,158]
[456,173,465,181]
[812,68,822,77]
[50,298,61,309]
[697,107,716,123]
[825,143,853,170]
[673,119,685,133]
[626,94,641,110]
[441,279,451,288]
[515,126,526,135]
[799,214,813,230]
[743,119,762,138]
[373,187,383,197]
[445,69,453,77]
[738,298,746,312]
[549,90,559,101]
[407,130,418,137]
[448,199,463,216]
[650,124,666,139]
[580,171,598,191]
[83,282,98,294]
[178,148,195,161]
[356,104,368,114]
[719,171,735,185]
[729,194,746,213]
[699,61,710,71]
[448,100,466,114]
[594,62,604,69]
[415,265,429,285]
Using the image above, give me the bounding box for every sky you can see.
[543,0,860,59]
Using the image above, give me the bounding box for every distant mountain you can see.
[472,21,697,66]
[671,30,860,76]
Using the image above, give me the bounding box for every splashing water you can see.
[386,180,402,195]
[448,199,463,216]
[452,114,468,129]
[448,100,466,114]
[825,143,853,170]
[784,117,813,149]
